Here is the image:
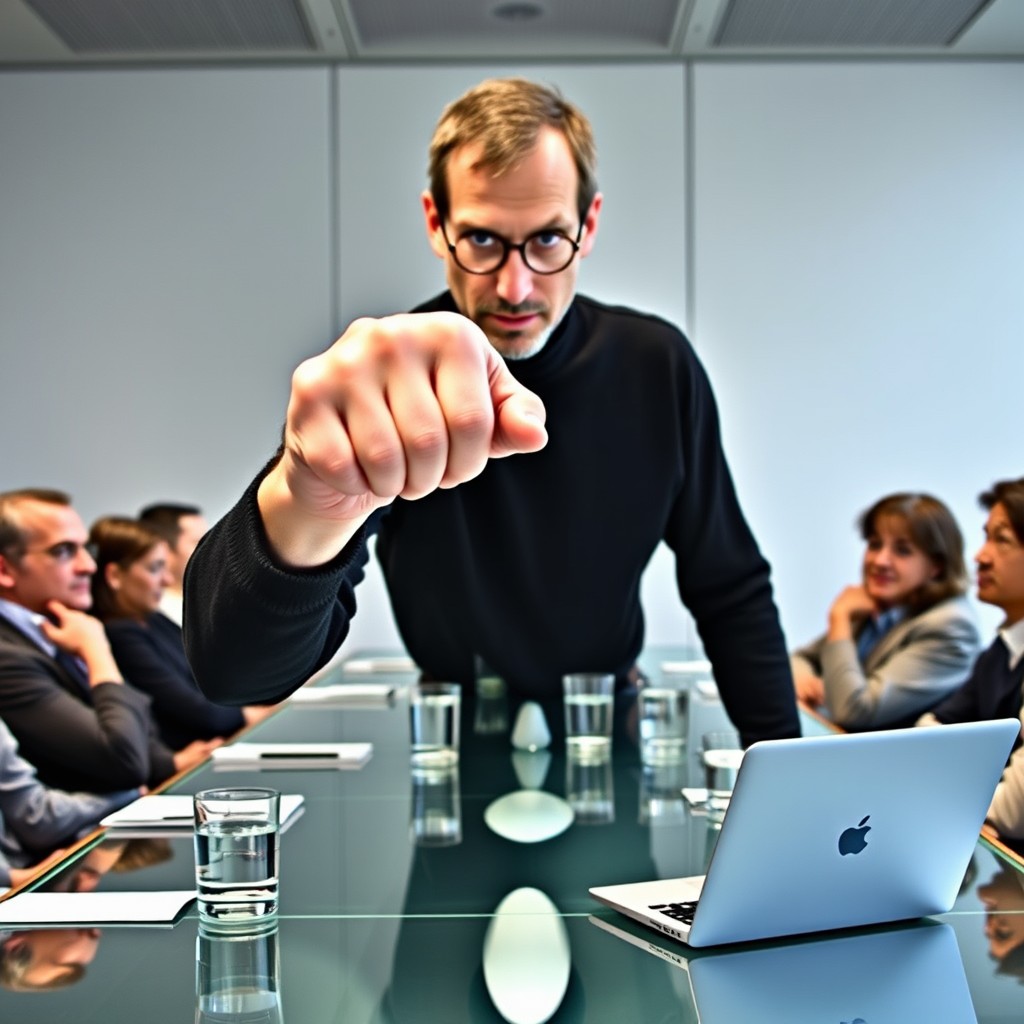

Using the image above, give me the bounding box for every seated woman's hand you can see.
[794,672,825,707]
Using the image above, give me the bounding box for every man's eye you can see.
[52,542,77,560]
[532,232,563,249]
[465,231,499,248]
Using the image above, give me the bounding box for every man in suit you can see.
[138,502,208,626]
[0,488,216,792]
[918,478,1024,839]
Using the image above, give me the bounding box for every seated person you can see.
[0,718,138,891]
[918,478,1024,840]
[792,492,980,730]
[89,516,269,749]
[0,489,215,793]
[138,502,207,627]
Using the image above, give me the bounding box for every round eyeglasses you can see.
[440,221,583,276]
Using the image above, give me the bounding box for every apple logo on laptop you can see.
[838,815,871,856]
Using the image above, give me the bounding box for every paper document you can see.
[101,793,304,831]
[0,890,195,926]
[211,742,372,770]
[342,656,416,674]
[660,659,712,675]
[287,683,396,707]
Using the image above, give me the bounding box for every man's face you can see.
[167,513,207,588]
[975,503,1024,625]
[423,125,602,360]
[0,500,95,613]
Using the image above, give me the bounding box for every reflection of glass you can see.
[474,657,509,735]
[565,754,614,825]
[195,917,282,1023]
[638,761,688,826]
[410,766,462,847]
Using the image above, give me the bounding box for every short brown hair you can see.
[428,77,598,224]
[88,516,165,621]
[979,478,1024,544]
[858,492,967,611]
[0,489,72,562]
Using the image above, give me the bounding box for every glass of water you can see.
[409,683,461,770]
[700,731,744,819]
[194,788,280,923]
[563,672,615,761]
[637,680,689,764]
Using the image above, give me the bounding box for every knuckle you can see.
[447,404,492,439]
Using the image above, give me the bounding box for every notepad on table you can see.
[0,890,195,926]
[100,793,305,832]
[341,655,416,674]
[286,683,396,707]
[211,742,372,770]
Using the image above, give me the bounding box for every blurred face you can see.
[861,514,939,610]
[0,501,95,613]
[975,503,1024,625]
[3,928,100,988]
[979,869,1024,961]
[167,513,207,588]
[423,126,601,361]
[106,541,172,621]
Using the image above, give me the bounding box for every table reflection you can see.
[590,914,976,1022]
[196,918,282,1023]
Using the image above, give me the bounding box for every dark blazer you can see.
[105,612,244,749]
[0,613,176,793]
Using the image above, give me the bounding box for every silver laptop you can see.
[589,913,977,1023]
[590,719,1018,947]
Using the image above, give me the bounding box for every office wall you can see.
[0,67,333,520]
[1,61,1021,658]
[691,62,1024,644]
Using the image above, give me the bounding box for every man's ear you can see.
[0,552,18,590]
[422,191,448,261]
[578,192,603,259]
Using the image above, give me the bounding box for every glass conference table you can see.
[2,649,1022,1021]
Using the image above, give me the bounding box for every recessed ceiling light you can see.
[491,2,545,23]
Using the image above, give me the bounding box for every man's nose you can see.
[495,250,534,306]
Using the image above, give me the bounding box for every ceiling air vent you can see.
[23,0,316,53]
[713,0,991,47]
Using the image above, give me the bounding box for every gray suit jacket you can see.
[0,614,176,792]
[790,594,981,730]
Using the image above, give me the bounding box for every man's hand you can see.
[172,738,224,774]
[41,601,123,686]
[258,312,548,567]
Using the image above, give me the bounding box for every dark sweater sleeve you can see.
[183,470,371,705]
[107,617,244,742]
[666,350,800,746]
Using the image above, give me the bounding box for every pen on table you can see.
[257,751,341,759]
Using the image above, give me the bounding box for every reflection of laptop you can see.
[590,719,1018,947]
[589,913,977,1022]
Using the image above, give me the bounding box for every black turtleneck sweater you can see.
[184,293,799,744]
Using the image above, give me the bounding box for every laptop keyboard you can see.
[649,900,698,925]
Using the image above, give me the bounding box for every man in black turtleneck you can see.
[183,77,799,746]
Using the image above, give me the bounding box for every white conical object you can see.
[511,701,551,751]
